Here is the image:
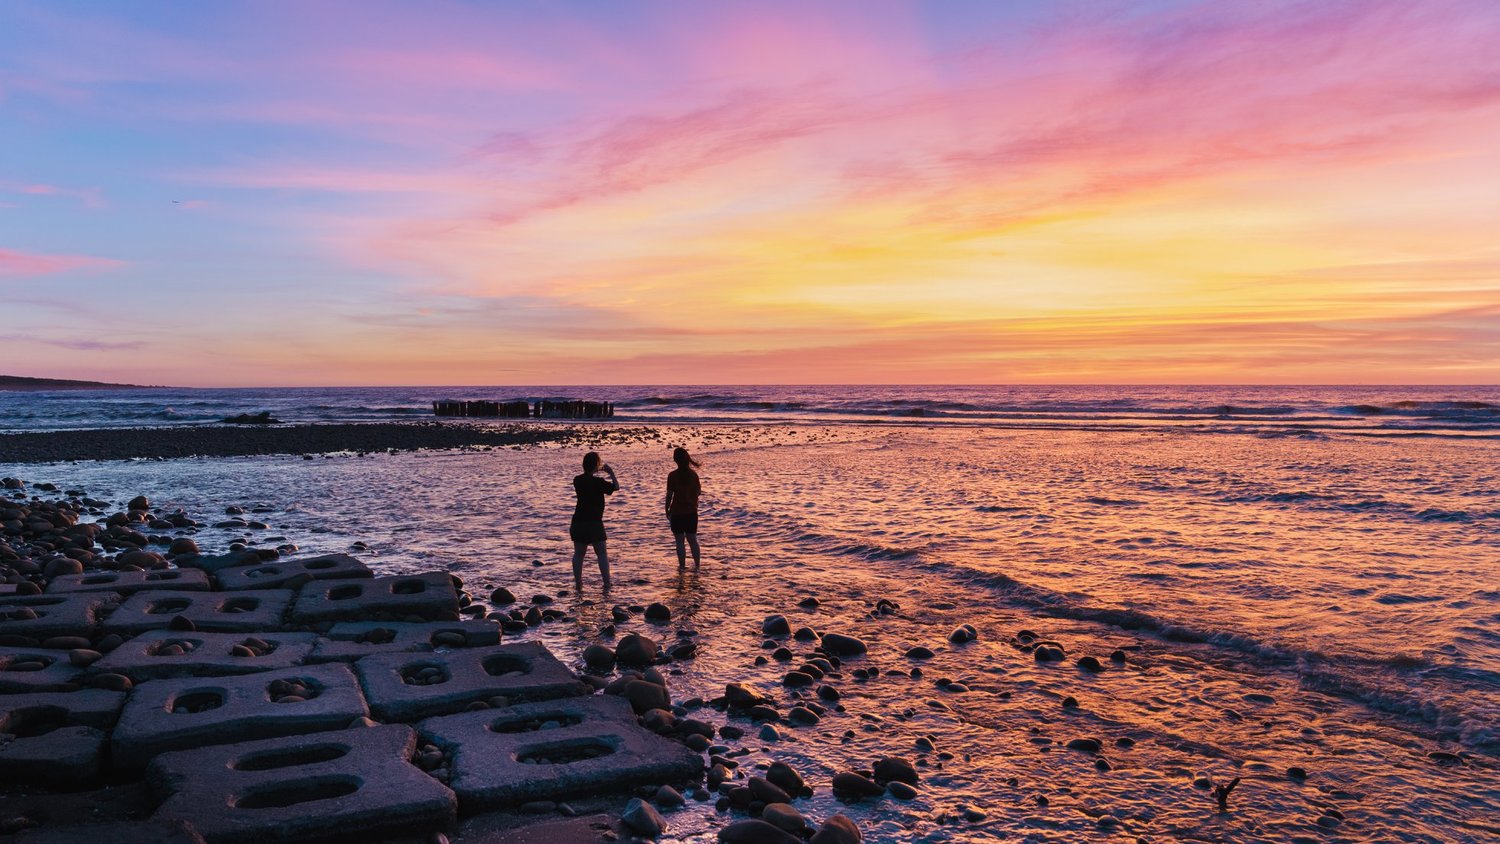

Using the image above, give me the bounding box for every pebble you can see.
[759,724,782,742]
[583,644,617,670]
[809,814,862,844]
[766,761,804,793]
[761,803,807,834]
[819,633,867,656]
[718,819,800,844]
[905,646,934,659]
[621,797,666,837]
[1077,656,1104,672]
[762,615,791,636]
[831,772,884,798]
[645,602,672,622]
[873,757,919,784]
[962,805,987,822]
[949,624,977,644]
[616,633,657,665]
[887,780,918,800]
[654,785,685,808]
[788,706,820,725]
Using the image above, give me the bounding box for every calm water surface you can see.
[3,418,1497,841]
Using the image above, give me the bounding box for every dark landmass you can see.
[0,374,156,390]
[0,421,652,462]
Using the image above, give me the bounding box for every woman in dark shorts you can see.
[664,447,702,568]
[571,451,618,590]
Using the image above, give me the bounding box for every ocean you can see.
[2,385,1496,840]
[2,384,1496,436]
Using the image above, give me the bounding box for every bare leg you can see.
[674,533,687,568]
[686,533,701,567]
[593,541,611,591]
[572,541,587,589]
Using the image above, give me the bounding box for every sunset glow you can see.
[2,0,1497,385]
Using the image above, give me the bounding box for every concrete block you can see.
[46,568,211,596]
[213,553,372,591]
[149,724,456,843]
[291,572,459,624]
[0,647,85,692]
[420,695,704,810]
[112,663,369,769]
[307,620,501,663]
[104,590,294,636]
[0,593,120,640]
[92,630,317,681]
[0,691,126,787]
[356,641,585,722]
[11,820,205,844]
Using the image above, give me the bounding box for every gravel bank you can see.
[0,422,634,463]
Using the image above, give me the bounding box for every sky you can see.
[1,0,1498,386]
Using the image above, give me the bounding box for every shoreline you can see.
[0,477,868,842]
[0,422,655,464]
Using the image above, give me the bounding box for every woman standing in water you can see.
[571,451,618,591]
[664,447,702,568]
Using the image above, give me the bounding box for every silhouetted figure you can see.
[571,451,618,590]
[664,447,702,568]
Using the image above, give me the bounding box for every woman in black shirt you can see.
[571,451,618,591]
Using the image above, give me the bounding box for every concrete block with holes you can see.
[111,662,368,769]
[0,647,85,692]
[213,553,372,591]
[0,593,120,640]
[46,568,211,595]
[354,641,586,722]
[103,590,295,636]
[307,620,502,663]
[419,695,703,810]
[91,630,317,681]
[147,724,456,843]
[0,690,128,787]
[290,572,460,624]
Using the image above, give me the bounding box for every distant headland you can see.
[0,374,158,390]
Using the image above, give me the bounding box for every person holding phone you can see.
[570,451,618,591]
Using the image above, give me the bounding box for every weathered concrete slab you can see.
[0,691,126,787]
[0,647,84,692]
[457,813,626,843]
[213,553,372,591]
[291,572,460,624]
[0,724,107,788]
[112,663,369,769]
[47,568,212,596]
[0,689,126,730]
[307,620,502,663]
[11,820,205,844]
[0,593,119,640]
[421,695,703,810]
[92,630,317,681]
[103,590,294,636]
[149,724,456,844]
[357,641,586,722]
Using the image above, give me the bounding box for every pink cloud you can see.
[0,181,105,208]
[0,248,122,277]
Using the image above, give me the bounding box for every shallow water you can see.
[5,424,1497,841]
